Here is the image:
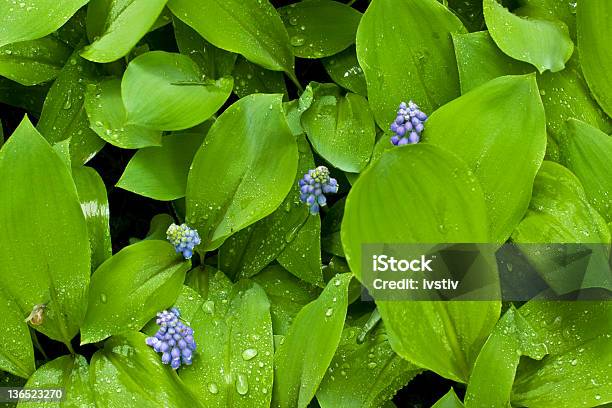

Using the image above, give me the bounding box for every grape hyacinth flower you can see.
[146,308,196,370]
[166,223,201,260]
[389,101,428,146]
[299,166,339,215]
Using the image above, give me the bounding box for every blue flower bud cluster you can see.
[166,223,201,259]
[390,101,428,145]
[299,166,339,215]
[146,308,196,370]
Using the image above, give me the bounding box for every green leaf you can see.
[432,389,464,408]
[251,265,320,335]
[232,56,287,99]
[0,117,90,346]
[173,17,237,79]
[321,198,345,257]
[272,273,352,408]
[20,355,94,407]
[217,135,313,280]
[186,94,298,251]
[0,289,34,379]
[0,35,71,86]
[356,0,466,128]
[117,129,209,201]
[90,332,202,407]
[121,51,232,131]
[341,145,500,382]
[81,240,190,344]
[511,300,612,407]
[179,276,274,407]
[277,213,323,286]
[168,0,295,80]
[37,52,105,166]
[73,166,112,271]
[322,46,367,96]
[559,119,612,223]
[81,0,168,63]
[0,77,49,114]
[301,83,375,173]
[278,0,362,59]
[0,0,88,47]
[520,0,576,39]
[424,74,547,243]
[483,0,573,73]
[577,0,612,116]
[316,322,421,408]
[85,78,162,149]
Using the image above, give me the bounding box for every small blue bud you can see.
[298,166,339,215]
[389,100,427,146]
[146,308,196,370]
[166,223,201,260]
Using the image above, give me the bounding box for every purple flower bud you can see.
[298,166,338,215]
[166,224,200,260]
[398,138,409,146]
[389,101,427,146]
[171,359,181,369]
[409,132,420,144]
[396,126,406,136]
[391,135,400,145]
[161,352,171,364]
[146,307,197,370]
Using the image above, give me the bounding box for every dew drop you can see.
[290,36,305,47]
[242,348,258,361]
[236,374,249,395]
[208,382,219,394]
[325,308,333,317]
[100,294,107,303]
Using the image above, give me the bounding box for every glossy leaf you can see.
[37,52,105,165]
[425,74,547,243]
[483,0,573,73]
[0,289,34,379]
[0,0,88,47]
[82,0,168,63]
[186,94,298,251]
[0,117,90,346]
[278,0,362,59]
[168,0,295,80]
[301,83,375,173]
[117,129,209,201]
[341,145,500,382]
[20,355,94,407]
[179,276,274,407]
[122,51,233,131]
[277,213,323,286]
[90,332,202,407]
[322,46,367,96]
[73,166,112,271]
[85,78,162,149]
[272,273,352,408]
[232,56,287,99]
[578,0,612,116]
[432,389,464,408]
[559,119,612,223]
[0,36,71,86]
[356,0,466,128]
[81,240,190,344]
[321,198,345,257]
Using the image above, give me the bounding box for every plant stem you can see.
[30,329,48,360]
[357,308,381,344]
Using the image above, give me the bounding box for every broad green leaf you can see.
[425,74,547,243]
[85,78,162,149]
[559,119,612,223]
[0,117,90,346]
[81,0,168,63]
[578,0,612,116]
[19,355,94,407]
[301,83,375,173]
[73,166,111,271]
[142,214,174,242]
[55,8,88,49]
[232,56,287,99]
[141,285,205,337]
[520,0,576,38]
[321,198,345,257]
[483,0,573,73]
[511,301,612,407]
[341,145,499,382]
[184,265,212,298]
[37,52,105,165]
[217,135,313,280]
[117,130,208,201]
[272,273,352,408]
[278,0,362,59]
[168,0,295,80]
[173,17,237,79]
[90,332,202,407]
[277,213,323,286]
[0,0,88,47]
[122,51,233,131]
[322,46,367,96]
[432,389,464,408]
[0,36,71,85]
[186,94,298,251]
[356,0,466,128]
[179,276,274,407]
[251,265,320,335]
[464,307,546,408]
[0,289,34,379]
[81,240,190,344]
[512,161,611,245]
[452,31,611,140]
[316,322,421,408]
